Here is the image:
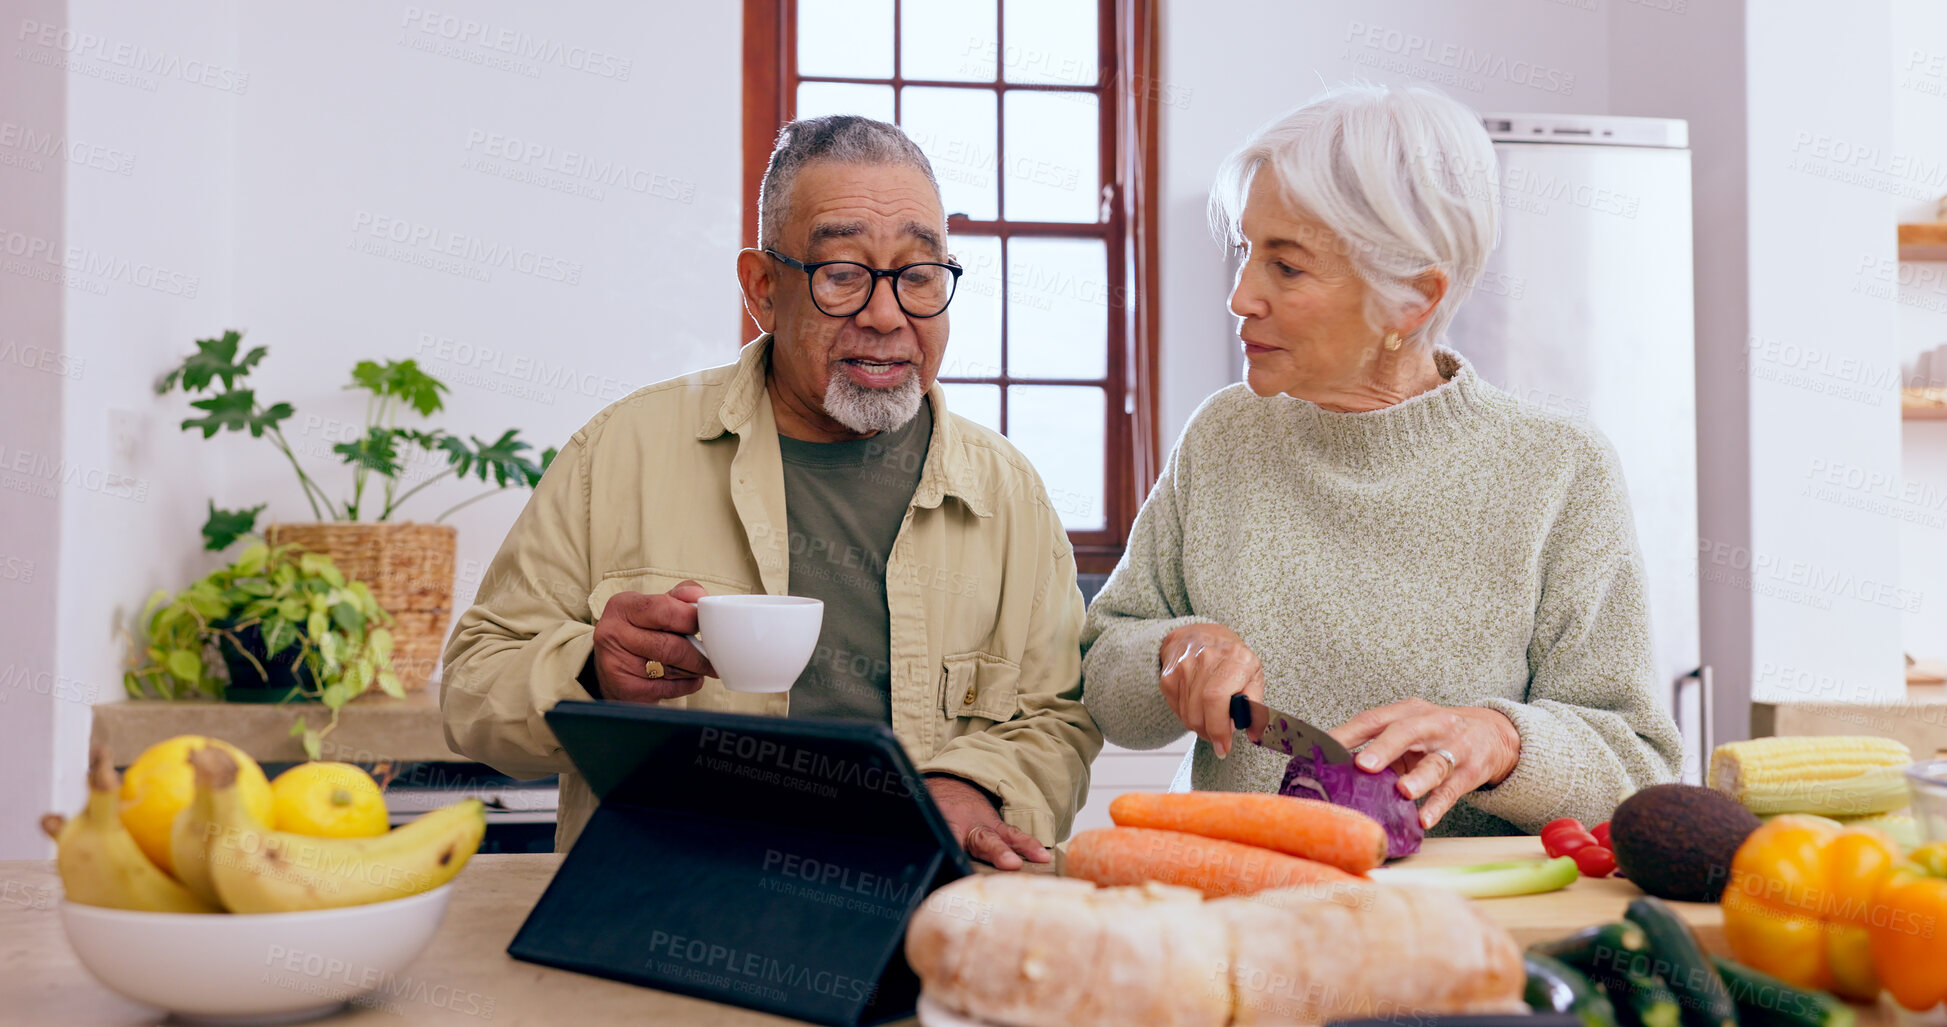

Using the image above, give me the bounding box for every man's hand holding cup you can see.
[586,581,717,702]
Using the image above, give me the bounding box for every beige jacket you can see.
[441,336,1101,851]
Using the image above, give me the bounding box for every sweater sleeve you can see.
[1465,433,1683,832]
[1080,431,1216,751]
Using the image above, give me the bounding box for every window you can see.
[744,0,1160,571]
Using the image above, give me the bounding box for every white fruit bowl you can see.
[61,884,452,1025]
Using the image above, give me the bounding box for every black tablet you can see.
[508,700,975,1027]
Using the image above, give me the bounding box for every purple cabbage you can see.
[1278,745,1424,859]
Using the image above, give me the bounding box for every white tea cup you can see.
[682,595,824,693]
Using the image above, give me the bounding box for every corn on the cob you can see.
[1709,736,1913,816]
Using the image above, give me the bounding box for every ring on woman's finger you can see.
[1431,748,1458,771]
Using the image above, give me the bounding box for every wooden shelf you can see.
[1899,222,1947,261]
[1905,388,1947,420]
[90,683,460,766]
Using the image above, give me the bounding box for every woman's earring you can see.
[1383,331,1403,351]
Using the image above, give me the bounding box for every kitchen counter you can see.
[0,838,1927,1026]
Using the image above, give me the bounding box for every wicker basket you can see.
[264,522,456,693]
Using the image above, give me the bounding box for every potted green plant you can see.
[124,540,396,759]
[155,330,557,691]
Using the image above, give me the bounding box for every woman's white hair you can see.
[1210,82,1500,347]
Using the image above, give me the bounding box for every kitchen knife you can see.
[1229,694,1356,765]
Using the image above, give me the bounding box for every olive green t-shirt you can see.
[776,402,932,722]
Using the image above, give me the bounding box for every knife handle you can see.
[1229,694,1250,731]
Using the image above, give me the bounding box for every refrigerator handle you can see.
[1673,665,1715,784]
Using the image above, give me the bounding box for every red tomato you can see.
[1541,817,1584,839]
[1553,831,1599,858]
[1591,822,1611,848]
[1573,845,1617,878]
[1539,818,1586,857]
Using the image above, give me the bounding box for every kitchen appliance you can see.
[1445,114,1705,782]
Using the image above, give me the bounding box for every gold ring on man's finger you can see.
[644,660,666,679]
[1432,748,1458,771]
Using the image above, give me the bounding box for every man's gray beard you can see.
[822,367,926,434]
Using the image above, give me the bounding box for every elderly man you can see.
[442,115,1100,868]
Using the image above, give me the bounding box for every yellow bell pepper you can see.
[1721,814,1901,1001]
[1869,841,1947,1011]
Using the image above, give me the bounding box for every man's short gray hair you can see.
[1209,83,1500,348]
[758,115,942,250]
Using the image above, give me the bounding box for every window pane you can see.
[940,235,1002,380]
[1002,0,1098,85]
[796,82,894,123]
[798,0,894,79]
[902,0,997,82]
[1008,386,1105,530]
[901,86,998,221]
[1003,90,1099,222]
[942,383,1001,434]
[1006,237,1108,379]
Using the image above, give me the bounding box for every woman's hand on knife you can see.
[1158,623,1265,758]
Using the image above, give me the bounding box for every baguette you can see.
[1213,881,1528,1025]
[906,874,1232,1027]
[905,875,1523,1027]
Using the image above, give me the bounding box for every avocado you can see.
[1609,783,1762,902]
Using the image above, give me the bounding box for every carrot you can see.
[1065,826,1363,898]
[1108,791,1388,875]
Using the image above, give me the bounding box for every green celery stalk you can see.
[1367,855,1580,898]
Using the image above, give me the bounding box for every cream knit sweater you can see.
[1081,350,1683,837]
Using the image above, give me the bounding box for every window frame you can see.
[742,0,1160,573]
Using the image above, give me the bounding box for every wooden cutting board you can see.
[1398,836,1725,949]
[1035,835,1723,949]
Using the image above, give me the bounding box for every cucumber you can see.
[1622,897,1738,1027]
[1529,922,1652,976]
[1525,951,1621,1027]
[1711,956,1857,1027]
[1600,972,1683,1027]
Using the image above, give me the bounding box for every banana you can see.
[191,747,485,913]
[168,754,223,908]
[46,746,221,913]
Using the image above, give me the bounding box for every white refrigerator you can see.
[1444,114,1706,782]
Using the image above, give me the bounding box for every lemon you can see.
[270,762,389,838]
[120,735,273,874]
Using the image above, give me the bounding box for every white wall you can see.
[1894,0,1947,663]
[49,0,243,852]
[0,0,744,858]
[1742,2,1904,703]
[0,0,73,858]
[226,1,744,612]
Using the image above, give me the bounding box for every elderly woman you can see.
[1082,84,1682,836]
